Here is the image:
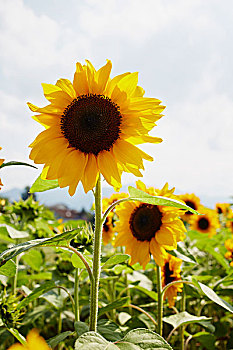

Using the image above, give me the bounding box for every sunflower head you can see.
[226,210,233,233]
[161,253,183,308]
[178,193,201,222]
[224,238,233,267]
[28,60,165,196]
[102,211,115,245]
[216,203,230,216]
[189,206,219,237]
[114,182,186,268]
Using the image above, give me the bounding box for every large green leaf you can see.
[0,259,16,277]
[0,224,29,239]
[75,329,173,350]
[102,254,130,268]
[0,228,82,267]
[30,174,59,193]
[163,311,211,329]
[128,187,198,214]
[198,282,233,313]
[22,249,43,271]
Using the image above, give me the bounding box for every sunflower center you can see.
[217,207,222,214]
[198,217,209,230]
[60,94,122,155]
[129,204,162,242]
[103,217,110,232]
[164,262,175,285]
[185,200,196,215]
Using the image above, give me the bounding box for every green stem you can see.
[124,304,157,327]
[156,265,163,336]
[74,268,80,322]
[13,254,20,295]
[89,174,103,331]
[180,289,186,350]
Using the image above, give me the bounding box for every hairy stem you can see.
[156,265,163,336]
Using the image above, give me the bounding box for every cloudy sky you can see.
[0,0,232,202]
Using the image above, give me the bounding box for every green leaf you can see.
[97,319,123,341]
[30,174,59,193]
[0,227,82,266]
[117,329,173,349]
[47,331,73,347]
[197,282,233,313]
[163,311,211,329]
[74,321,89,337]
[71,253,85,269]
[0,260,16,277]
[8,328,27,345]
[172,243,197,264]
[192,332,216,349]
[0,161,37,169]
[132,286,157,301]
[22,249,43,271]
[128,186,199,214]
[102,254,130,268]
[75,332,114,350]
[17,281,56,309]
[98,297,130,317]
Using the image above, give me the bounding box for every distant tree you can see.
[21,186,37,201]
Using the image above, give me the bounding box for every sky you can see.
[0,0,233,203]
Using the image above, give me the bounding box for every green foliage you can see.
[30,174,59,193]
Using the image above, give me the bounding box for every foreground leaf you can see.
[198,282,233,313]
[128,187,198,214]
[102,254,130,268]
[163,311,211,329]
[30,174,59,193]
[0,228,82,266]
[47,331,73,347]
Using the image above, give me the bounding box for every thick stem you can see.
[156,265,163,336]
[74,268,80,322]
[89,174,103,331]
[13,254,20,295]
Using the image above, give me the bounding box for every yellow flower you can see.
[161,253,183,308]
[114,181,186,268]
[0,147,5,190]
[8,329,50,350]
[224,238,233,267]
[178,193,201,222]
[28,60,164,196]
[102,192,129,212]
[189,206,219,237]
[216,203,230,216]
[226,210,233,233]
[102,211,115,245]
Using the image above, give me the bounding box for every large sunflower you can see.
[28,60,164,196]
[161,253,183,308]
[0,147,4,190]
[189,206,219,237]
[178,193,201,222]
[114,181,186,268]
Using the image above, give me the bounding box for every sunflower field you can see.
[0,61,233,350]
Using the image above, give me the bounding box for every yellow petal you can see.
[95,59,112,93]
[155,226,176,249]
[55,78,76,99]
[97,150,122,189]
[150,238,167,266]
[81,154,99,193]
[117,72,138,97]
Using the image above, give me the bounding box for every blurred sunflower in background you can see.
[216,203,230,216]
[28,60,164,196]
[189,206,219,237]
[102,211,115,245]
[0,147,5,190]
[178,193,201,222]
[161,253,183,308]
[224,238,233,267]
[102,192,129,212]
[8,329,50,350]
[114,181,186,268]
[226,210,233,233]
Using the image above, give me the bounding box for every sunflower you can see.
[8,329,50,350]
[102,192,129,212]
[28,60,164,196]
[114,181,186,268]
[178,193,201,222]
[0,147,4,190]
[189,206,219,237]
[102,211,115,245]
[224,238,233,267]
[226,210,233,233]
[161,253,183,308]
[216,203,230,216]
